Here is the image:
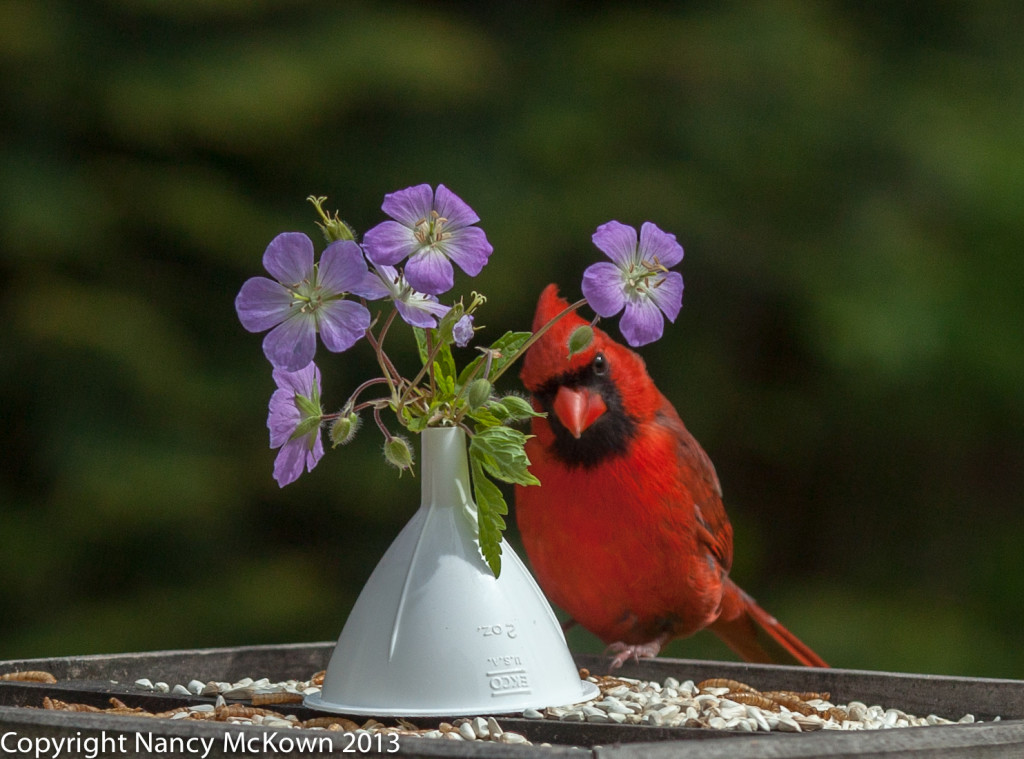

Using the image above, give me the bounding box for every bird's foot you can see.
[605,638,665,671]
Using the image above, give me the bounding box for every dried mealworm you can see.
[45,699,102,713]
[825,706,849,722]
[214,704,285,720]
[251,690,304,705]
[106,697,149,715]
[300,716,360,730]
[698,678,758,693]
[1,671,58,683]
[726,691,778,710]
[595,676,639,692]
[310,670,326,687]
[763,690,830,702]
[762,693,818,716]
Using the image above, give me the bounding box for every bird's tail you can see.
[709,580,828,667]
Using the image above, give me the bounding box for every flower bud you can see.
[466,378,492,410]
[319,217,357,243]
[383,435,415,473]
[330,412,360,447]
[567,325,594,358]
[500,394,537,421]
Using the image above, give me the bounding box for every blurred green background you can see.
[2,1,1023,678]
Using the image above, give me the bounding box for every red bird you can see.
[515,285,827,669]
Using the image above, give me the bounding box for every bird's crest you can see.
[520,284,600,391]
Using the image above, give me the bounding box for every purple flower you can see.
[268,362,324,487]
[368,264,451,328]
[362,184,493,295]
[235,233,383,372]
[581,221,684,347]
[453,314,474,348]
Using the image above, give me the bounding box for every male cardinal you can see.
[515,285,826,668]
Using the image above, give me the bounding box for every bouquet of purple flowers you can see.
[235,184,683,574]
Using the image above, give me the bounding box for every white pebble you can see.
[500,732,529,744]
[458,722,476,741]
[171,684,191,696]
[187,680,205,695]
[133,678,153,690]
[153,682,169,693]
[522,708,544,720]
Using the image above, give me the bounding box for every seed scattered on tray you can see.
[521,672,992,732]
[133,673,323,702]
[39,696,531,744]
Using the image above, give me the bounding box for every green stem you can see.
[489,298,588,384]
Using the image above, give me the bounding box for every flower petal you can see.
[268,387,301,448]
[581,261,627,317]
[443,226,493,277]
[647,270,684,323]
[273,438,308,487]
[433,184,479,229]
[263,232,314,285]
[639,222,684,268]
[317,299,371,353]
[592,221,639,268]
[619,299,665,347]
[363,220,418,266]
[318,240,370,296]
[235,277,294,332]
[380,183,434,227]
[453,314,475,347]
[405,248,455,295]
[263,312,317,371]
[273,362,320,397]
[395,295,449,328]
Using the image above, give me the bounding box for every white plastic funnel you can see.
[305,426,598,716]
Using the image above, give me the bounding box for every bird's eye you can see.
[593,352,609,376]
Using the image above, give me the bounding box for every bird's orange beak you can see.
[553,386,607,439]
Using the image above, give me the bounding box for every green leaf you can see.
[457,330,532,386]
[497,394,541,421]
[433,360,455,397]
[434,340,456,388]
[471,458,507,577]
[470,425,540,486]
[468,405,504,428]
[413,327,429,366]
